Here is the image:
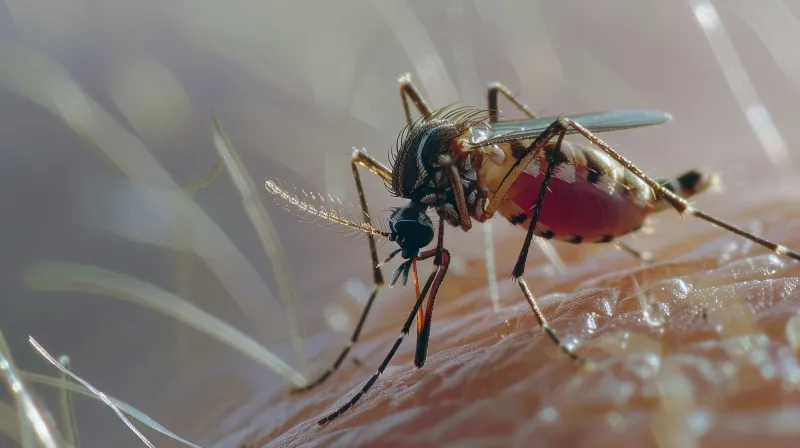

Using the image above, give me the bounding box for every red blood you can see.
[508,168,649,240]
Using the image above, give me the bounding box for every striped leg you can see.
[291,149,391,393]
[487,82,572,275]
[318,221,450,425]
[396,74,470,359]
[508,121,585,363]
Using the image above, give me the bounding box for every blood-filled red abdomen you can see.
[506,166,651,241]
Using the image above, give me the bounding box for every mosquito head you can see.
[388,202,434,259]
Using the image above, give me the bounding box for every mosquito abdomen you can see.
[651,169,720,212]
[489,140,657,243]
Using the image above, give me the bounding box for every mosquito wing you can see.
[467,109,672,147]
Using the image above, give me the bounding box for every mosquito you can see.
[265,74,800,426]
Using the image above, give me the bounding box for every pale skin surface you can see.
[257,200,800,448]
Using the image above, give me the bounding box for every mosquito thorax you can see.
[391,118,488,230]
[391,119,461,198]
[388,203,434,259]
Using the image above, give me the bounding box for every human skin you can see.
[252,197,800,448]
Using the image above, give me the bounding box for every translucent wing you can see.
[466,109,672,147]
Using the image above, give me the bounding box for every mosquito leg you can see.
[319,224,450,425]
[564,118,800,262]
[412,251,448,368]
[487,82,538,123]
[291,149,393,393]
[351,148,392,184]
[411,222,448,368]
[292,284,381,393]
[398,73,433,126]
[318,253,449,425]
[485,83,569,305]
[513,131,563,278]
[511,126,585,363]
[481,118,564,221]
[395,75,444,328]
[615,240,655,264]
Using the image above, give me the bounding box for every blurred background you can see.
[1,0,800,447]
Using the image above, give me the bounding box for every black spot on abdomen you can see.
[510,213,527,225]
[584,152,604,184]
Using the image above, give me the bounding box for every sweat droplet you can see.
[538,407,559,423]
[786,315,800,352]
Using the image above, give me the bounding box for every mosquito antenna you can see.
[265,179,390,239]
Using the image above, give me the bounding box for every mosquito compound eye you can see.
[389,206,435,258]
